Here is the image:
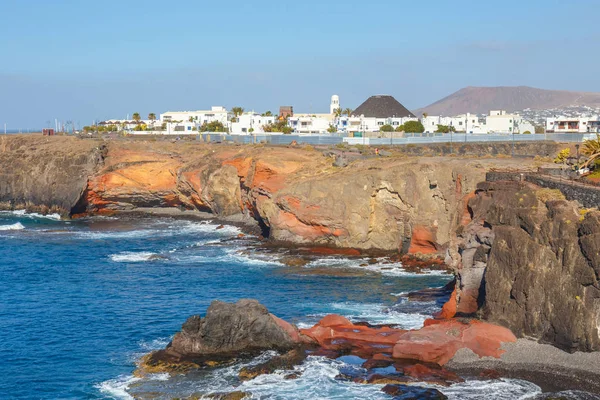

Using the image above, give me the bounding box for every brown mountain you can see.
[414,86,600,116]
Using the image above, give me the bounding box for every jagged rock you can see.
[239,347,307,381]
[137,300,312,374]
[381,384,448,399]
[449,180,600,352]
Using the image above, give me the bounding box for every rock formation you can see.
[448,180,600,352]
[0,136,105,215]
[139,299,311,374]
[138,299,517,387]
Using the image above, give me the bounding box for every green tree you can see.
[395,124,405,132]
[231,107,244,117]
[380,124,393,132]
[422,112,428,118]
[262,111,273,117]
[248,127,254,133]
[334,108,343,118]
[523,130,532,134]
[343,108,353,117]
[148,113,156,123]
[327,124,337,133]
[132,113,141,124]
[403,120,425,133]
[199,121,226,132]
[435,124,456,133]
[262,120,292,134]
[534,125,545,134]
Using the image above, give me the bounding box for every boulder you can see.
[138,300,312,374]
[381,384,448,399]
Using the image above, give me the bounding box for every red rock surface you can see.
[408,225,439,255]
[301,315,516,366]
[393,319,516,365]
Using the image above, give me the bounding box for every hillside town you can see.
[92,94,600,136]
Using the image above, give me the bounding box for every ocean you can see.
[0,211,555,399]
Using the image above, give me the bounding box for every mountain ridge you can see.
[414,86,600,116]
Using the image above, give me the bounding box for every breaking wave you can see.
[109,252,163,262]
[0,209,61,220]
[0,222,25,231]
[304,257,450,277]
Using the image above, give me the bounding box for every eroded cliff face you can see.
[0,136,105,215]
[448,181,600,352]
[76,141,487,252]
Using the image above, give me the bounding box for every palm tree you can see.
[422,112,428,118]
[583,134,600,156]
[262,111,273,117]
[231,107,244,117]
[344,108,353,117]
[148,113,156,128]
[132,113,141,124]
[334,108,343,118]
[189,116,195,123]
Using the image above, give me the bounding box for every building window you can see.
[392,121,399,125]
[459,121,463,126]
[377,122,384,126]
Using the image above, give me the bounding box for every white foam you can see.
[297,301,432,330]
[304,257,450,277]
[0,210,61,220]
[77,220,241,240]
[96,375,139,400]
[0,222,25,231]
[434,378,542,400]
[109,252,161,262]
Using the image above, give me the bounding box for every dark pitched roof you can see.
[351,95,416,118]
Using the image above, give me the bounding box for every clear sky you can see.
[1,0,599,129]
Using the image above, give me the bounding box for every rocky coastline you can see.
[2,135,599,396]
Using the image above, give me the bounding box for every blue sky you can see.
[1,0,599,129]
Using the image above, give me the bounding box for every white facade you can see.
[160,106,230,126]
[546,116,600,133]
[288,114,334,134]
[231,113,275,134]
[330,95,340,115]
[335,116,418,134]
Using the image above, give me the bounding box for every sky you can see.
[1,0,599,129]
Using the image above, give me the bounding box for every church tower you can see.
[330,95,340,114]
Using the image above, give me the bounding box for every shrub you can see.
[380,124,393,132]
[554,148,570,163]
[403,120,425,133]
[535,188,566,203]
[523,131,531,134]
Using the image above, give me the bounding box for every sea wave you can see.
[0,222,25,231]
[77,220,241,240]
[109,252,163,262]
[304,257,450,277]
[0,209,61,220]
[296,301,434,330]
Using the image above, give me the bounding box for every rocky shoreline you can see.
[2,135,599,397]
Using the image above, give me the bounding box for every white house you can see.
[231,112,275,134]
[160,106,230,126]
[288,114,334,134]
[546,116,600,133]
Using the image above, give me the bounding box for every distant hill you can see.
[414,86,600,116]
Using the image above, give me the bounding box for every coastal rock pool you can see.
[0,211,576,399]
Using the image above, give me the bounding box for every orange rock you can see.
[434,288,457,319]
[408,225,439,255]
[303,247,361,257]
[392,319,516,365]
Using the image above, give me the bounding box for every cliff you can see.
[448,181,600,352]
[0,136,105,215]
[72,139,490,252]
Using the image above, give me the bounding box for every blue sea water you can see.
[0,211,551,399]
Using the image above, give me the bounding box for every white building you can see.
[546,116,600,133]
[160,107,230,126]
[289,114,334,134]
[330,95,340,115]
[231,112,275,134]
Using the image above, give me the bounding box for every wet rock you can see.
[381,384,448,399]
[239,348,308,381]
[138,300,312,375]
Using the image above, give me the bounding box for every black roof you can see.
[351,95,416,118]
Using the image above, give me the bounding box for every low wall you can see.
[486,172,600,208]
